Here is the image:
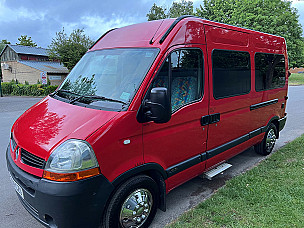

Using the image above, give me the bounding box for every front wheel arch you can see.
[111,163,167,212]
[102,175,159,228]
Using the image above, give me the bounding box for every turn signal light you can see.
[43,167,101,182]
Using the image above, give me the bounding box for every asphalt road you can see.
[0,97,43,228]
[0,86,303,228]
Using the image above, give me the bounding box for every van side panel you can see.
[169,19,206,46]
[204,24,287,169]
[251,33,288,130]
[253,33,286,52]
[205,25,249,47]
[204,25,261,168]
[165,162,203,193]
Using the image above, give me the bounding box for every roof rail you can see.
[159,15,195,44]
[89,28,117,49]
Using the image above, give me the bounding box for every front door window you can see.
[151,48,203,112]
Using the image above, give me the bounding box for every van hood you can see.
[13,96,118,160]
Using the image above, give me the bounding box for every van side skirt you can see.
[165,119,282,177]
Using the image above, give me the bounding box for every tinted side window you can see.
[152,49,203,112]
[255,53,286,91]
[212,50,251,99]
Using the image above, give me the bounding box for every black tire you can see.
[254,123,278,156]
[102,175,159,228]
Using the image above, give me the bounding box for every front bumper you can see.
[6,145,114,228]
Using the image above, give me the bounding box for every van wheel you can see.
[102,175,159,228]
[254,123,277,156]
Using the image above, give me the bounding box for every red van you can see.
[6,16,288,228]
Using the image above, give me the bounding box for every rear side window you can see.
[151,48,203,112]
[212,50,251,99]
[255,53,286,91]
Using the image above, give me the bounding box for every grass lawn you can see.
[169,134,304,228]
[289,73,304,85]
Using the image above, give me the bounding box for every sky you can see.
[0,0,303,48]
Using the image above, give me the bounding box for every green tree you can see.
[0,39,10,51]
[147,3,167,21]
[168,0,193,18]
[16,35,37,47]
[147,0,194,21]
[196,0,304,67]
[48,28,94,70]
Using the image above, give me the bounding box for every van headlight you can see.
[43,139,100,182]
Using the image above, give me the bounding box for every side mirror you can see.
[139,87,171,124]
[288,70,291,78]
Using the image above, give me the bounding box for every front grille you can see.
[21,149,45,169]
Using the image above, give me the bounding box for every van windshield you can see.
[56,48,159,111]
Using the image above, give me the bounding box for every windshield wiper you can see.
[69,95,128,105]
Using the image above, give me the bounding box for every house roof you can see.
[1,44,48,56]
[19,60,69,74]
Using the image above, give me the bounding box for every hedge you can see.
[1,81,58,96]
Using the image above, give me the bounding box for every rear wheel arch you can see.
[267,116,280,138]
[255,122,278,155]
[271,119,279,138]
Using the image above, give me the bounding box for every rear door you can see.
[143,45,209,189]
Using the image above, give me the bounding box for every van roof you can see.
[90,16,285,51]
[90,19,175,50]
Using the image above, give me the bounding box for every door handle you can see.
[210,113,220,124]
[201,113,220,126]
[201,115,210,126]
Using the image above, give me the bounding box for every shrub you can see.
[1,81,58,96]
[11,84,24,96]
[1,82,14,94]
[44,85,58,95]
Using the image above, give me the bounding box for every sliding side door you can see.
[204,25,258,169]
